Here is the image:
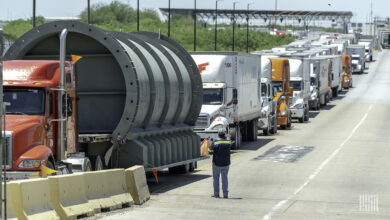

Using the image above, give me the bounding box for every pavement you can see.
[92,50,390,220]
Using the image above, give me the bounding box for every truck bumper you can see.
[258,118,269,129]
[194,130,219,141]
[290,108,304,119]
[3,171,40,180]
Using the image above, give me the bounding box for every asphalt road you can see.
[93,50,390,220]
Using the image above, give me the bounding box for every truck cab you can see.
[270,59,293,129]
[346,45,366,74]
[342,55,353,89]
[2,60,76,179]
[358,40,374,62]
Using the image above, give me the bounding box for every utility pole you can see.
[232,1,238,51]
[32,0,36,27]
[246,3,253,53]
[137,0,140,31]
[370,0,373,35]
[215,0,222,51]
[168,0,171,37]
[193,0,197,51]
[87,0,90,24]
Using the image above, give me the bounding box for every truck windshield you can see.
[4,87,45,115]
[272,81,283,92]
[203,88,223,105]
[261,83,267,97]
[290,81,302,91]
[310,77,318,86]
[352,57,360,60]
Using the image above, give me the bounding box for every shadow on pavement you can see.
[147,172,211,194]
[309,111,320,118]
[321,104,336,110]
[240,138,275,151]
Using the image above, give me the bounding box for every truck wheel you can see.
[90,155,104,171]
[270,117,277,134]
[84,158,92,172]
[263,128,269,136]
[189,162,197,172]
[299,117,304,123]
[46,160,55,170]
[232,126,241,150]
[249,119,258,141]
[287,114,292,129]
[304,108,309,122]
[316,100,321,110]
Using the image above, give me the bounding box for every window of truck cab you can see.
[4,87,46,115]
[203,88,223,105]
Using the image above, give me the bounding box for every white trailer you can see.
[358,40,374,62]
[191,52,262,149]
[257,56,278,135]
[322,55,342,97]
[306,57,329,109]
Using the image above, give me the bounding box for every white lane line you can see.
[263,104,373,220]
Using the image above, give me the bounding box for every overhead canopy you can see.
[160,8,353,23]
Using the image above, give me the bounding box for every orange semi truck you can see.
[342,55,353,89]
[1,21,205,178]
[270,59,293,129]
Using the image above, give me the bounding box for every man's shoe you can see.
[223,195,228,199]
[211,194,220,198]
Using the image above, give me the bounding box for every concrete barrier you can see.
[9,179,59,220]
[105,169,134,208]
[125,165,150,205]
[49,173,94,220]
[3,183,18,220]
[83,171,121,213]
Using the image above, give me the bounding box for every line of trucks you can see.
[0,21,375,180]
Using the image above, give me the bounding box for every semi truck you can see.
[358,40,374,62]
[380,31,390,49]
[191,52,262,149]
[258,56,278,135]
[270,59,293,129]
[2,21,205,178]
[307,57,329,110]
[346,45,366,74]
[325,55,343,97]
[280,54,311,123]
[342,55,353,89]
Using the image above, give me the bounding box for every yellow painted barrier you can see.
[49,173,94,220]
[84,171,120,213]
[9,179,59,220]
[2,183,18,220]
[125,165,150,205]
[105,169,134,207]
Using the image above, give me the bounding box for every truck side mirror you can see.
[62,94,72,117]
[289,87,294,97]
[233,89,238,105]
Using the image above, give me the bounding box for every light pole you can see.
[246,3,253,53]
[168,0,171,37]
[215,0,222,51]
[137,0,140,31]
[32,0,36,27]
[193,0,197,51]
[232,1,239,51]
[87,0,90,24]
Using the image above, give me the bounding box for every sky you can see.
[0,0,388,23]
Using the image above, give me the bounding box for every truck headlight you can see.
[279,110,287,116]
[211,124,224,131]
[18,159,41,168]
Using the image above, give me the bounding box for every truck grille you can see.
[2,132,12,168]
[195,116,209,129]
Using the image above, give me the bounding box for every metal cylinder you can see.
[4,21,202,142]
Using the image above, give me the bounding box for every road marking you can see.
[263,104,373,220]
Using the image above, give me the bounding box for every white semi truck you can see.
[346,45,366,74]
[258,56,278,135]
[281,54,311,123]
[358,39,374,62]
[307,57,329,110]
[191,52,262,149]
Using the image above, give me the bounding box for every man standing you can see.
[209,129,232,199]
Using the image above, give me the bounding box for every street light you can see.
[87,0,90,24]
[232,1,239,51]
[246,3,253,53]
[194,0,197,51]
[32,0,36,27]
[137,0,140,31]
[215,0,223,51]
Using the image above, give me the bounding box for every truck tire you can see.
[304,108,309,122]
[90,155,104,171]
[46,160,55,170]
[232,125,242,150]
[316,100,321,110]
[298,117,304,123]
[286,114,292,129]
[84,158,92,172]
[270,117,277,134]
[263,128,269,136]
[251,119,258,141]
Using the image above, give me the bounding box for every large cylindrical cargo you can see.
[4,21,203,169]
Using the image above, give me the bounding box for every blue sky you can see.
[0,0,387,22]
